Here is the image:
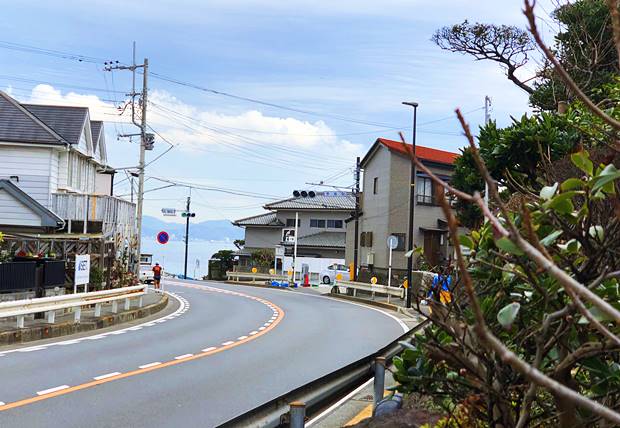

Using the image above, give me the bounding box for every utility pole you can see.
[484,96,492,207]
[292,211,299,284]
[105,48,149,274]
[402,101,419,309]
[182,192,196,279]
[353,157,361,281]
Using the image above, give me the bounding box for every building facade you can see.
[345,138,458,278]
[233,191,355,269]
[0,90,135,240]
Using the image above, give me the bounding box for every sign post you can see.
[74,254,91,293]
[387,235,399,288]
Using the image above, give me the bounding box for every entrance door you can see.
[423,231,441,267]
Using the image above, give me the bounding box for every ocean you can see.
[141,239,236,278]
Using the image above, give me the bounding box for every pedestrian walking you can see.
[153,262,163,290]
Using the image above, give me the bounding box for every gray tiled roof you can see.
[0,91,66,145]
[0,179,64,228]
[264,192,355,211]
[286,231,345,248]
[91,121,103,149]
[233,212,284,227]
[22,104,89,145]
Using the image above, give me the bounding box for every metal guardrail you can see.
[226,271,288,283]
[333,279,405,303]
[220,319,429,427]
[0,285,147,328]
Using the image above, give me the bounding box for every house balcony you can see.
[51,193,136,238]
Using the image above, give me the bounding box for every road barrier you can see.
[219,319,429,428]
[0,285,147,328]
[332,279,405,303]
[226,271,288,284]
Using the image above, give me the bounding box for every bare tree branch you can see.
[524,0,620,130]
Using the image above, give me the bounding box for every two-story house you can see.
[0,90,134,241]
[345,138,458,278]
[232,191,355,270]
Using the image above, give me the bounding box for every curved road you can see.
[0,279,406,427]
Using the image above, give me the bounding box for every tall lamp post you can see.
[402,101,418,309]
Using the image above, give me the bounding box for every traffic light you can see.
[181,212,196,218]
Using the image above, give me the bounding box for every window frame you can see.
[373,177,378,194]
[416,176,435,205]
[327,219,343,229]
[310,219,326,228]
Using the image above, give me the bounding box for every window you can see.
[373,177,378,194]
[310,219,326,228]
[286,218,300,227]
[416,176,434,205]
[327,219,343,229]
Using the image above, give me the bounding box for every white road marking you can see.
[139,362,161,369]
[202,347,217,352]
[263,323,270,327]
[86,335,105,340]
[222,341,235,346]
[249,331,258,335]
[94,372,121,380]
[128,327,143,331]
[237,336,248,340]
[37,385,70,395]
[258,327,266,331]
[18,347,46,352]
[0,401,4,405]
[174,354,193,360]
[110,331,126,335]
[58,340,80,345]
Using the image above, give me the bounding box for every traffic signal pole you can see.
[184,195,191,279]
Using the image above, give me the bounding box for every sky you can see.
[0,0,556,223]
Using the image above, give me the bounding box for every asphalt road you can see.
[0,279,406,427]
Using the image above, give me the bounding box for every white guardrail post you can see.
[0,285,147,329]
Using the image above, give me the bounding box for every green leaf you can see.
[497,302,520,329]
[591,164,620,193]
[540,183,558,200]
[446,371,458,380]
[571,150,593,176]
[459,235,474,249]
[540,230,562,246]
[495,237,524,256]
[560,178,583,191]
[589,225,604,241]
[546,191,577,214]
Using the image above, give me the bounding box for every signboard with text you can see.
[74,254,91,286]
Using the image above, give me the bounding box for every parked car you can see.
[320,263,350,284]
[139,264,154,284]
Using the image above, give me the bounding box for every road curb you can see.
[327,293,402,311]
[0,293,169,346]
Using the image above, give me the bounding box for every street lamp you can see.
[402,101,418,309]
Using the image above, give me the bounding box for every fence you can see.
[333,279,405,303]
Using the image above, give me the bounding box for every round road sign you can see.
[156,231,169,245]
[371,276,378,284]
[387,235,399,250]
[251,267,258,274]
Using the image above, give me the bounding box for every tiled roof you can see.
[264,191,355,211]
[0,91,66,145]
[285,231,345,248]
[22,104,89,145]
[363,138,458,166]
[233,212,284,227]
[91,121,103,149]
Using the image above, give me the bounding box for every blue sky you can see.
[1,0,555,222]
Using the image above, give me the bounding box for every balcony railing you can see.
[51,193,136,237]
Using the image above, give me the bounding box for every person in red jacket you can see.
[152,263,162,290]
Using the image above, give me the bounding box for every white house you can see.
[0,90,134,239]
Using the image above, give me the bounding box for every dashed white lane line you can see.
[202,347,217,352]
[258,327,266,331]
[237,336,248,340]
[139,362,161,369]
[93,372,121,381]
[222,341,235,346]
[0,402,4,405]
[37,385,70,396]
[174,354,193,360]
[263,323,270,327]
[249,331,258,335]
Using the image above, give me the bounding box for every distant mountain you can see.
[141,216,243,242]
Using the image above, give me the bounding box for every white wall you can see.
[0,145,54,208]
[0,188,42,227]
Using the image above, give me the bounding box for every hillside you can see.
[141,216,244,241]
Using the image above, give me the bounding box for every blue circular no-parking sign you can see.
[156,231,169,245]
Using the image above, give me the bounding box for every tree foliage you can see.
[450,147,484,229]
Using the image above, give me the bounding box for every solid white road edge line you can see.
[93,372,121,380]
[305,377,374,427]
[0,291,186,356]
[37,385,70,395]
